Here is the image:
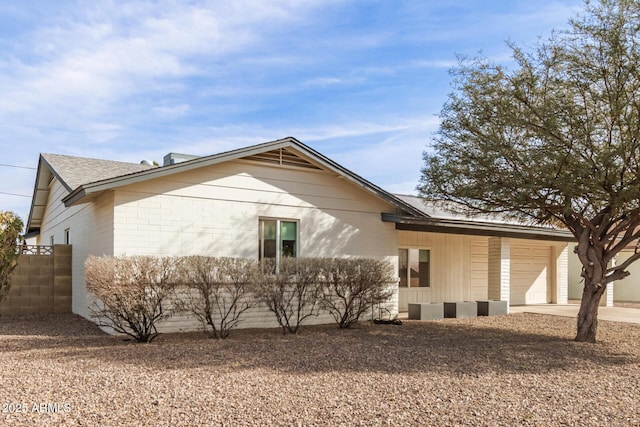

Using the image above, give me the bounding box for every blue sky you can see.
[0,0,583,220]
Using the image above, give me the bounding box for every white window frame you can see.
[259,217,299,269]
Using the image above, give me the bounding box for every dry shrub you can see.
[85,255,181,342]
[178,256,256,339]
[254,257,323,334]
[318,258,395,329]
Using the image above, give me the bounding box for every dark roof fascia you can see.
[23,229,40,240]
[26,155,66,235]
[62,137,426,217]
[25,157,44,235]
[381,213,576,242]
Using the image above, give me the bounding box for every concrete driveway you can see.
[510,304,640,324]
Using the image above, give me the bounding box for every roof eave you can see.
[26,156,53,235]
[62,187,88,207]
[381,213,575,242]
[60,137,426,217]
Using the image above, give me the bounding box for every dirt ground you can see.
[1,312,640,426]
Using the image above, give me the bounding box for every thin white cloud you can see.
[326,120,439,195]
[0,0,329,134]
[411,59,459,69]
[86,116,439,168]
[0,0,584,220]
[302,76,365,87]
[298,118,438,142]
[152,104,191,119]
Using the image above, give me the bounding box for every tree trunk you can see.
[575,277,607,343]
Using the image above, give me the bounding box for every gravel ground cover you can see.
[1,312,640,426]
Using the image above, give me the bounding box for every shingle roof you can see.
[40,153,155,192]
[26,137,425,235]
[395,194,503,223]
[26,138,574,242]
[386,194,573,241]
[59,137,426,219]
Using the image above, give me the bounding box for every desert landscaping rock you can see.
[1,312,640,426]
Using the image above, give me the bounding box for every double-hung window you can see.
[398,248,430,288]
[259,219,298,270]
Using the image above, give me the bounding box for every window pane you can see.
[263,220,277,240]
[419,249,430,287]
[409,249,419,287]
[260,220,277,260]
[398,249,408,287]
[280,221,296,258]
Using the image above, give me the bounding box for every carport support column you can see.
[604,283,614,307]
[552,244,568,304]
[603,257,615,307]
[488,237,510,311]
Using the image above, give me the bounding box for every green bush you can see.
[0,211,23,304]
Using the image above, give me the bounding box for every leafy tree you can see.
[0,211,23,304]
[419,0,640,342]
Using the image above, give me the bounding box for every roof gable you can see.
[60,137,424,216]
[244,147,322,170]
[26,137,424,235]
[41,153,155,192]
[26,154,155,235]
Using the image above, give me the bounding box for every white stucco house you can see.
[25,137,573,330]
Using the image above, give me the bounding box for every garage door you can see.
[511,244,550,305]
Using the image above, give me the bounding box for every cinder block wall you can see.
[0,245,72,315]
